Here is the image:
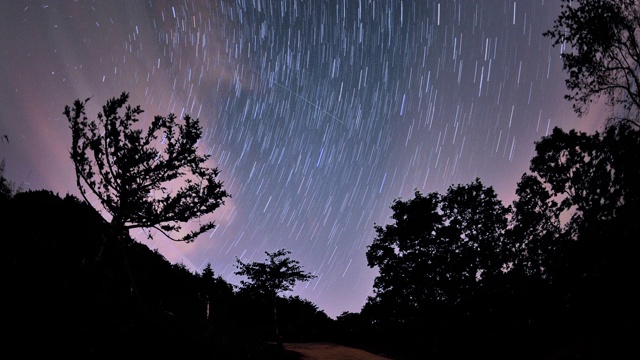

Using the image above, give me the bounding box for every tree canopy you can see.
[361,124,639,358]
[64,92,230,242]
[234,249,317,297]
[521,123,639,287]
[366,178,510,311]
[544,0,640,126]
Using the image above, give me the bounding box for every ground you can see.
[283,342,391,360]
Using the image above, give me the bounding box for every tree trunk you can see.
[271,292,282,348]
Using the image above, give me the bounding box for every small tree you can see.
[200,262,233,323]
[64,92,230,242]
[544,0,640,126]
[0,159,20,202]
[234,249,316,345]
[1,136,22,201]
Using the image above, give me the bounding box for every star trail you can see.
[0,1,603,318]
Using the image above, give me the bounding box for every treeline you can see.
[329,1,640,357]
[333,123,639,359]
[1,188,332,358]
[3,121,637,359]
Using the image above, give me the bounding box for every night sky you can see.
[1,0,605,319]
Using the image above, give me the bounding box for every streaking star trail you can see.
[0,0,603,318]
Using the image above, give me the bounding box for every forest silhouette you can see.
[3,0,639,358]
[3,118,637,359]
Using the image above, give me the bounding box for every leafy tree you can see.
[507,173,563,279]
[528,123,639,273]
[366,179,510,317]
[514,123,639,344]
[544,0,640,126]
[235,249,317,297]
[365,189,447,329]
[234,249,316,345]
[64,92,230,242]
[439,179,512,288]
[364,179,511,358]
[529,125,639,237]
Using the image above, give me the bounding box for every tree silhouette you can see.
[364,179,512,358]
[0,159,20,202]
[527,123,639,278]
[200,262,233,324]
[276,295,333,342]
[366,189,444,322]
[544,0,640,126]
[64,92,230,242]
[235,249,316,346]
[1,137,21,202]
[507,173,562,279]
[511,123,640,352]
[366,179,510,311]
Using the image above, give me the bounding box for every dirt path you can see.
[283,343,391,360]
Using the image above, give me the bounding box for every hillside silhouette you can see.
[2,190,332,357]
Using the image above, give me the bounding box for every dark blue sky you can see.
[0,0,604,318]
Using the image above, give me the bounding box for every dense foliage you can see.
[358,123,639,359]
[366,180,510,321]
